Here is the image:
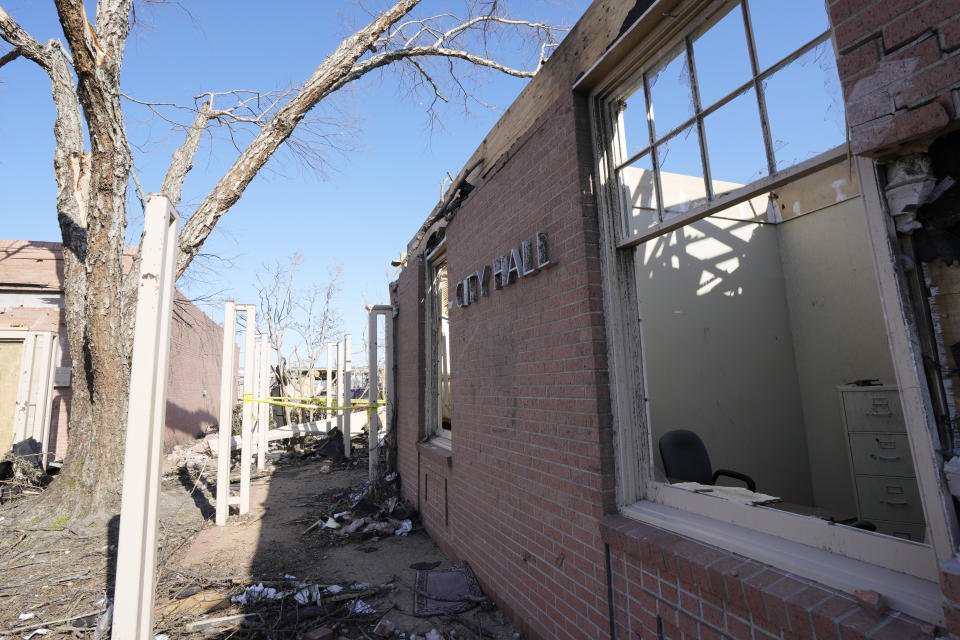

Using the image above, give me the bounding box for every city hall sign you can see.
[455,231,555,307]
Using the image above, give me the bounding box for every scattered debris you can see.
[231,582,285,604]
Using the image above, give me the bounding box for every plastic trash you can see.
[231,583,284,604]
[350,599,376,615]
[294,584,321,605]
[394,519,413,536]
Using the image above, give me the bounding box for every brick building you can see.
[391,0,960,637]
[0,239,226,460]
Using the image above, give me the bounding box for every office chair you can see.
[658,429,757,492]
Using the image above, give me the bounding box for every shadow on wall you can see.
[164,402,218,453]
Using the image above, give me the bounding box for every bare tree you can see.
[290,264,343,422]
[0,1,561,521]
[256,253,303,427]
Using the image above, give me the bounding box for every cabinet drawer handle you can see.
[866,411,893,417]
[881,500,909,507]
[872,455,901,462]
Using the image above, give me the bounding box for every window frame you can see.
[424,242,452,445]
[584,0,960,615]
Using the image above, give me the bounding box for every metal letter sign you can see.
[456,232,555,308]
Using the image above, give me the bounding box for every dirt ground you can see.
[0,438,519,640]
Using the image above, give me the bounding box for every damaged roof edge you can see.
[406,159,484,256]
[403,0,647,258]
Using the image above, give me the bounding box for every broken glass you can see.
[763,41,846,171]
[619,153,659,238]
[657,125,707,218]
[648,48,695,140]
[619,84,651,160]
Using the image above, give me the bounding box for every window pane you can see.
[620,85,651,160]
[657,125,707,217]
[619,153,659,237]
[764,41,846,171]
[704,87,769,196]
[748,0,830,71]
[648,48,695,140]
[693,2,752,107]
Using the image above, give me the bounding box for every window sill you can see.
[418,438,452,468]
[616,500,942,625]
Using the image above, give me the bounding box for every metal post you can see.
[325,342,334,423]
[216,302,237,526]
[367,309,379,482]
[336,341,344,439]
[113,194,179,639]
[239,305,256,515]
[256,334,269,470]
[384,308,394,453]
[343,334,352,459]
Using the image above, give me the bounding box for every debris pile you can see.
[165,432,218,472]
[303,474,416,540]
[0,449,54,504]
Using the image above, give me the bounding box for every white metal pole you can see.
[257,334,269,470]
[336,341,344,438]
[113,194,178,639]
[384,308,394,451]
[326,342,334,429]
[343,333,352,459]
[367,309,379,482]
[216,302,236,526]
[239,305,256,515]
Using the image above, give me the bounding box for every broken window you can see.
[596,0,947,581]
[613,0,844,240]
[430,254,453,440]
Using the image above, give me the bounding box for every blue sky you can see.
[0,1,585,360]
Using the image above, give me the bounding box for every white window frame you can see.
[424,242,452,446]
[583,0,960,622]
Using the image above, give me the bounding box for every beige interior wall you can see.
[0,340,24,451]
[637,217,815,504]
[776,197,897,514]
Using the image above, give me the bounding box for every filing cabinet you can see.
[838,385,926,542]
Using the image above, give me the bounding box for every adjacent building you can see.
[0,239,225,461]
[392,0,960,637]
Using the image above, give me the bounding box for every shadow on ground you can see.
[153,436,518,639]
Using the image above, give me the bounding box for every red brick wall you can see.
[831,0,960,156]
[0,240,224,456]
[164,292,224,450]
[602,515,935,639]
[390,1,960,638]
[395,92,616,639]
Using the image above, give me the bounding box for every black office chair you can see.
[658,429,757,492]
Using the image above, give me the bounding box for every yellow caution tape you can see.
[241,394,385,412]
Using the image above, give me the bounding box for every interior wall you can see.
[776,197,897,514]
[637,216,815,504]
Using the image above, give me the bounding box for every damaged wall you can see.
[391,0,960,638]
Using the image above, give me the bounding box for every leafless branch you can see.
[0,46,20,69]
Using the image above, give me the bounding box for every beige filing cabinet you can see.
[838,385,926,542]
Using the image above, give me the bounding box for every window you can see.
[614,0,844,241]
[590,0,954,597]
[428,251,453,441]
